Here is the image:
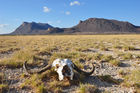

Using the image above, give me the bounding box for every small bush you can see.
[109,59,121,66]
[118,69,127,77]
[21,74,45,93]
[0,84,8,93]
[122,53,133,60]
[122,69,140,89]
[75,46,89,52]
[75,83,98,93]
[100,45,109,51]
[93,53,104,61]
[47,80,71,93]
[36,83,45,93]
[122,45,136,51]
[103,55,114,62]
[113,44,122,49]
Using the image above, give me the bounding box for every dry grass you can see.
[122,68,140,93]
[0,35,140,92]
[0,84,8,93]
[0,72,8,93]
[75,83,98,93]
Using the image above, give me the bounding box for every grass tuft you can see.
[75,83,98,93]
[122,69,140,92]
[0,84,8,93]
[109,59,121,66]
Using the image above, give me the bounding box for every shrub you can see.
[118,69,127,77]
[20,74,45,93]
[103,55,114,62]
[109,59,121,66]
[0,84,8,93]
[100,45,109,51]
[122,45,135,51]
[93,53,104,61]
[122,53,133,60]
[75,83,98,93]
[113,44,122,49]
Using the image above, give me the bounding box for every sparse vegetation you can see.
[0,84,8,93]
[109,59,121,66]
[122,45,136,51]
[0,35,140,92]
[118,69,127,77]
[75,83,98,93]
[121,53,133,60]
[0,72,8,93]
[20,74,46,93]
[122,69,140,93]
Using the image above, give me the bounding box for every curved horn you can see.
[23,61,52,74]
[73,63,95,76]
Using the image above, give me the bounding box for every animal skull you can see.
[23,58,95,81]
[52,59,74,80]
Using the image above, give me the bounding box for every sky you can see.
[0,0,140,34]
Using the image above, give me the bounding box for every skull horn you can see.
[23,61,52,74]
[73,63,95,76]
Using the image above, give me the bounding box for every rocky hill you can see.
[10,22,53,35]
[10,18,140,35]
[68,18,140,34]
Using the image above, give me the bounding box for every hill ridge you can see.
[10,18,140,35]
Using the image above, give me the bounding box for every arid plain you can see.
[0,35,140,93]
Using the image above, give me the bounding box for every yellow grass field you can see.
[0,35,140,93]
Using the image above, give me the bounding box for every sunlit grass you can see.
[0,35,140,92]
[122,68,140,93]
[75,83,98,93]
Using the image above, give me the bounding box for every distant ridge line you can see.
[10,18,140,35]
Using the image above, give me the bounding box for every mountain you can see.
[10,18,140,35]
[10,22,54,35]
[64,18,140,34]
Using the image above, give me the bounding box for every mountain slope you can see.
[10,22,54,35]
[10,18,140,35]
[65,18,140,34]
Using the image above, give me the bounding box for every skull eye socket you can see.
[62,65,71,76]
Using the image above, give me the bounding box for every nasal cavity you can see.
[56,64,59,69]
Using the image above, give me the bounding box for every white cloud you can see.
[43,6,51,13]
[0,24,8,28]
[65,11,71,15]
[57,20,61,23]
[70,1,80,6]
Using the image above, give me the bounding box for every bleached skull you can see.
[23,58,96,81]
[52,59,74,80]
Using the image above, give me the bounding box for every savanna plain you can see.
[0,35,140,93]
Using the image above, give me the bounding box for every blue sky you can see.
[0,0,140,34]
